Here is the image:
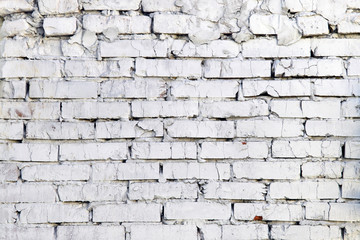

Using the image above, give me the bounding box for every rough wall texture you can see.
[0,0,360,239]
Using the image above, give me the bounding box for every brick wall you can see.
[0,0,359,239]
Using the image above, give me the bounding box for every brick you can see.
[0,0,34,16]
[0,143,57,162]
[345,226,360,240]
[17,203,89,223]
[0,60,61,78]
[165,202,230,220]
[343,161,360,179]
[132,101,198,118]
[60,143,127,161]
[0,80,26,98]
[130,225,197,240]
[166,120,235,138]
[201,142,268,159]
[272,141,341,158]
[297,15,329,36]
[314,79,360,96]
[271,225,341,240]
[200,225,221,240]
[29,80,98,99]
[0,102,60,120]
[242,39,310,58]
[96,121,163,139]
[163,162,230,180]
[201,100,269,118]
[26,122,95,140]
[100,40,168,57]
[58,183,127,202]
[0,19,33,37]
[0,204,16,223]
[269,181,340,199]
[236,119,304,137]
[203,60,271,78]
[0,183,56,203]
[0,226,54,240]
[329,203,360,221]
[305,202,330,220]
[92,163,159,181]
[306,120,360,136]
[222,225,268,240]
[82,0,140,10]
[343,180,360,199]
[348,58,360,76]
[57,226,125,240]
[129,182,197,200]
[0,164,19,182]
[282,0,315,12]
[312,39,360,57]
[0,121,23,140]
[65,59,133,77]
[93,203,161,222]
[132,142,196,159]
[234,203,302,221]
[170,80,239,98]
[233,161,300,180]
[83,14,151,34]
[338,14,360,33]
[142,0,178,12]
[302,161,342,179]
[203,182,266,200]
[38,0,79,14]
[43,17,77,36]
[62,102,130,120]
[101,79,166,99]
[345,142,360,159]
[22,164,91,181]
[136,59,202,78]
[342,98,360,117]
[243,79,311,97]
[153,14,191,34]
[274,59,344,77]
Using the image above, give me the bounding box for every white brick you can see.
[345,226,360,240]
[97,121,163,139]
[242,39,310,58]
[0,121,23,140]
[82,0,140,10]
[132,142,196,159]
[222,225,268,240]
[62,102,130,120]
[234,203,302,221]
[132,101,198,118]
[236,119,304,137]
[17,203,89,223]
[93,203,161,222]
[343,161,360,179]
[203,182,266,200]
[201,142,268,159]
[26,122,94,140]
[0,80,26,98]
[167,120,235,138]
[302,161,342,179]
[306,202,330,220]
[153,14,191,34]
[243,79,311,97]
[199,225,221,240]
[58,183,127,202]
[170,80,239,98]
[163,162,230,180]
[349,58,360,76]
[0,204,16,223]
[234,161,300,180]
[165,202,230,220]
[22,164,91,181]
[345,142,360,159]
[29,80,98,99]
[0,19,33,37]
[136,59,202,78]
[60,143,127,161]
[0,226,54,240]
[130,225,197,240]
[338,14,360,34]
[204,60,271,78]
[297,15,329,36]
[0,143,57,161]
[57,226,125,240]
[306,120,360,136]
[269,181,340,199]
[0,0,34,16]
[129,182,197,200]
[0,164,19,182]
[201,100,269,118]
[101,79,166,99]
[329,203,360,221]
[0,183,56,203]
[274,59,345,77]
[65,59,133,77]
[43,17,77,36]
[142,0,178,12]
[282,0,315,12]
[38,0,79,14]
[312,39,360,56]
[270,100,303,118]
[271,225,341,240]
[342,98,360,117]
[92,163,159,181]
[0,60,61,78]
[272,141,341,158]
[314,79,360,96]
[343,181,360,199]
[83,15,151,34]
[0,102,60,120]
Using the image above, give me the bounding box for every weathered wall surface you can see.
[0,0,359,239]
